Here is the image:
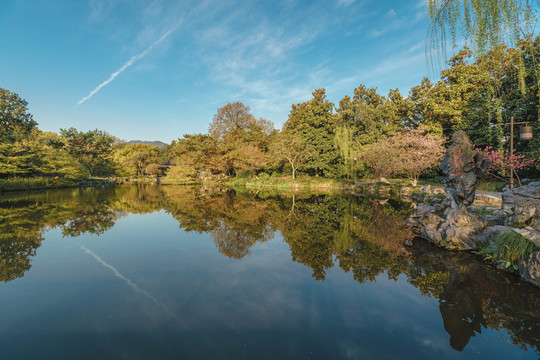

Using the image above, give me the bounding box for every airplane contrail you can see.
[81,245,178,319]
[77,23,181,106]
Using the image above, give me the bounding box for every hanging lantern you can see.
[520,125,533,140]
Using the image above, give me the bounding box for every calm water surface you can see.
[0,185,539,359]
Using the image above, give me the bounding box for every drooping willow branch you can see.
[426,0,539,66]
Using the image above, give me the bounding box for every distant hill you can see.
[126,140,168,148]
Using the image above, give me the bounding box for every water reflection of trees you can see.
[163,187,274,258]
[0,185,164,282]
[1,185,539,353]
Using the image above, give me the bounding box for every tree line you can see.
[1,37,539,186]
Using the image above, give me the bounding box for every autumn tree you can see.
[362,127,445,185]
[167,134,219,172]
[268,130,310,179]
[208,102,273,174]
[209,102,273,144]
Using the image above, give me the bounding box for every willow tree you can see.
[427,0,540,176]
[334,126,358,180]
[427,0,538,58]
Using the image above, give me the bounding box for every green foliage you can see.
[0,130,88,179]
[495,231,538,265]
[267,130,310,180]
[475,231,538,271]
[236,169,253,179]
[476,207,495,216]
[435,193,447,200]
[162,164,198,185]
[112,143,160,176]
[336,85,403,145]
[284,89,339,177]
[145,163,161,176]
[0,177,81,192]
[167,134,219,174]
[0,88,37,141]
[427,0,537,55]
[334,126,359,180]
[60,127,116,176]
[208,102,273,174]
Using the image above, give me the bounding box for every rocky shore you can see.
[404,131,540,287]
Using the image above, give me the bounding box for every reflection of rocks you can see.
[440,131,489,210]
[440,271,484,351]
[407,240,540,352]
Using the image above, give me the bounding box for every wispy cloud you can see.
[415,0,427,8]
[370,29,387,38]
[77,21,181,106]
[408,41,424,53]
[337,0,356,7]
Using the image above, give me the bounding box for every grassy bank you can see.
[226,175,344,190]
[0,177,114,193]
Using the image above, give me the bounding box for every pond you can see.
[0,185,539,359]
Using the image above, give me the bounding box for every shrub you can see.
[476,207,494,216]
[236,170,253,179]
[495,231,538,265]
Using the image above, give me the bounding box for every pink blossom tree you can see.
[474,145,535,185]
[363,127,445,186]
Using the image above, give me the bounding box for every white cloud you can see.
[408,41,424,53]
[415,0,427,8]
[337,0,356,7]
[370,29,386,38]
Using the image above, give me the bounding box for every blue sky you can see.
[1,0,433,143]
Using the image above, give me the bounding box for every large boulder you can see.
[440,131,489,209]
[519,252,540,287]
[437,207,485,250]
[405,204,485,250]
[502,183,540,230]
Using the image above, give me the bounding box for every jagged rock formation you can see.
[440,131,489,209]
[405,131,540,287]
